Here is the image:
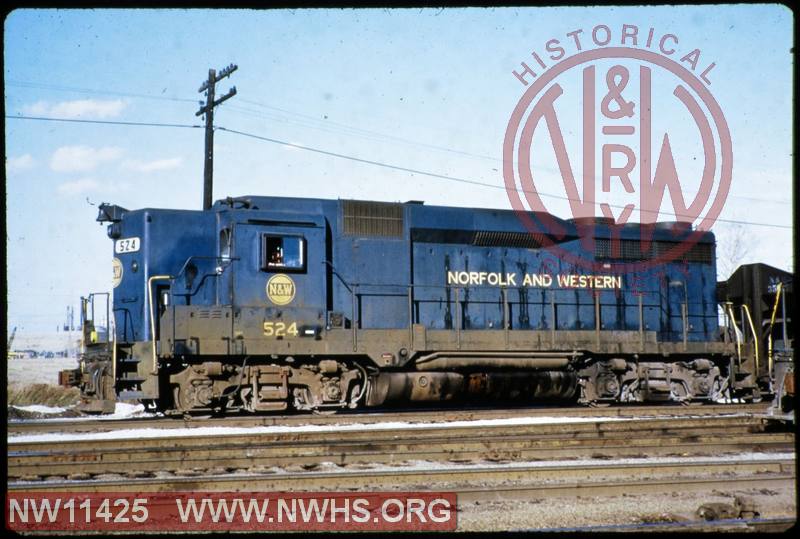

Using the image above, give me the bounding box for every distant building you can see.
[6,331,80,359]
[8,350,37,359]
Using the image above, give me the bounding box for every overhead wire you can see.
[5,114,201,129]
[5,113,792,230]
[6,79,793,206]
[5,79,197,104]
[215,125,792,230]
[5,102,794,227]
[235,97,501,163]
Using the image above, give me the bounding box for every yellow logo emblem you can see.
[112,257,123,288]
[266,274,296,306]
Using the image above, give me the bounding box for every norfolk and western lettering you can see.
[446,271,622,289]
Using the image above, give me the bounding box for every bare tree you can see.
[717,223,751,280]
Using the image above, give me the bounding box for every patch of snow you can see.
[11,404,69,415]
[105,403,153,419]
[210,451,798,477]
[7,403,160,424]
[8,415,635,443]
[359,452,797,473]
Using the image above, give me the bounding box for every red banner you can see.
[6,491,457,531]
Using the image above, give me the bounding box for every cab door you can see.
[230,218,327,351]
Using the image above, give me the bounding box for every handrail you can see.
[340,279,716,340]
[332,275,681,343]
[314,276,724,348]
[112,307,134,343]
[335,279,669,294]
[725,303,743,367]
[742,304,760,375]
[323,261,353,293]
[171,271,224,299]
[174,255,234,281]
[335,280,674,304]
[111,311,117,388]
[86,292,111,344]
[767,282,783,374]
[169,255,235,300]
[148,275,173,374]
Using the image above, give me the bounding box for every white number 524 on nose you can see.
[115,237,141,254]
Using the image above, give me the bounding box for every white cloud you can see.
[22,101,48,115]
[51,145,124,172]
[56,178,100,195]
[55,177,130,196]
[6,154,36,172]
[23,99,128,119]
[121,157,182,173]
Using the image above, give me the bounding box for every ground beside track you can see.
[457,486,796,531]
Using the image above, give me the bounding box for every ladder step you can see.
[119,376,147,382]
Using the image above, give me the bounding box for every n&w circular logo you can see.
[266,274,296,306]
[503,24,732,272]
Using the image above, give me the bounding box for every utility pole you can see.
[196,63,238,210]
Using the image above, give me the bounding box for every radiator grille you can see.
[342,200,404,237]
[412,228,546,248]
[411,228,546,249]
[472,230,544,248]
[595,239,714,263]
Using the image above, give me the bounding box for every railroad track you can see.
[8,405,792,532]
[6,402,771,434]
[9,458,793,532]
[8,457,794,495]
[7,415,793,481]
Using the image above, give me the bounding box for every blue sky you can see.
[4,6,794,343]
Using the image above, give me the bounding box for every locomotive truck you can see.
[61,195,774,414]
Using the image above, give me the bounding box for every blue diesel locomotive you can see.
[61,195,762,413]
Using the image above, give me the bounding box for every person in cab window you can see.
[270,245,284,266]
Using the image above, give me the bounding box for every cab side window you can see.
[219,228,232,260]
[261,235,305,271]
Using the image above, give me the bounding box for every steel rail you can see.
[9,433,793,480]
[7,417,792,480]
[7,415,777,447]
[7,402,771,434]
[8,459,794,493]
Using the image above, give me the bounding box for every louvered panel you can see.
[342,200,404,237]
